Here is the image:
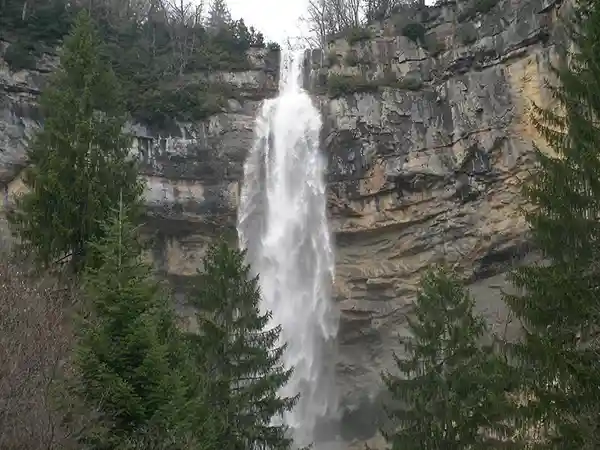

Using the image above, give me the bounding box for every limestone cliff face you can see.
[0,40,277,278]
[0,0,564,445]
[307,0,562,442]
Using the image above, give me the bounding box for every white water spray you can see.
[237,49,339,448]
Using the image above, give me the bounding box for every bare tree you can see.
[301,0,331,48]
[0,255,79,450]
[161,0,204,74]
[301,0,425,47]
[301,0,362,48]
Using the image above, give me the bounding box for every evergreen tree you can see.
[501,0,600,447]
[8,9,143,274]
[206,0,232,32]
[186,240,297,450]
[72,201,190,449]
[382,267,517,450]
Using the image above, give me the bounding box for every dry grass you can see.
[0,252,79,449]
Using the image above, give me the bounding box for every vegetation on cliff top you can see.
[0,0,277,128]
[311,0,501,98]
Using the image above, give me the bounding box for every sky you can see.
[226,0,309,43]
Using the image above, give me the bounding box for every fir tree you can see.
[382,267,517,450]
[206,0,232,32]
[72,201,189,449]
[186,240,297,450]
[8,9,143,274]
[501,1,600,447]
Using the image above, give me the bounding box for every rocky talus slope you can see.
[0,0,562,445]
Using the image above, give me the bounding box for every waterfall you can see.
[237,49,339,448]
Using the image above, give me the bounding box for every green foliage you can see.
[0,0,73,70]
[0,0,73,45]
[382,267,518,450]
[132,81,236,130]
[185,240,297,450]
[0,0,273,127]
[500,0,600,447]
[457,0,500,22]
[71,202,190,449]
[402,22,427,45]
[396,77,423,90]
[8,10,144,274]
[267,41,281,52]
[326,72,424,98]
[2,39,38,71]
[380,71,424,90]
[347,26,372,46]
[326,74,379,98]
[423,35,445,56]
[344,51,360,66]
[93,11,261,127]
[206,0,233,32]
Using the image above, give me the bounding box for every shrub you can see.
[347,26,372,46]
[381,71,424,90]
[396,76,424,90]
[326,72,424,98]
[423,35,445,55]
[402,22,427,45]
[132,81,232,129]
[344,51,360,66]
[326,74,378,98]
[0,254,79,449]
[267,41,281,52]
[0,0,267,127]
[3,40,38,71]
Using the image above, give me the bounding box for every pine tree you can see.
[8,9,143,274]
[500,1,600,447]
[185,240,297,450]
[206,0,232,32]
[72,201,190,449]
[382,267,517,450]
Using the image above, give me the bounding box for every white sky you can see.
[226,0,309,43]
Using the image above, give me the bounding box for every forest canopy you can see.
[0,0,279,128]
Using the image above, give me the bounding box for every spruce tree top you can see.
[9,9,143,274]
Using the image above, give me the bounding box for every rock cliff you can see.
[0,40,277,277]
[310,0,562,443]
[0,0,563,446]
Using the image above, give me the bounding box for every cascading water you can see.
[237,49,339,448]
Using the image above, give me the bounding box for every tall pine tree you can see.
[72,201,189,449]
[8,9,143,273]
[206,0,232,32]
[382,267,517,449]
[501,0,600,447]
[185,240,297,450]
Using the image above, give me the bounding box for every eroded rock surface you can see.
[309,0,562,442]
[0,43,277,278]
